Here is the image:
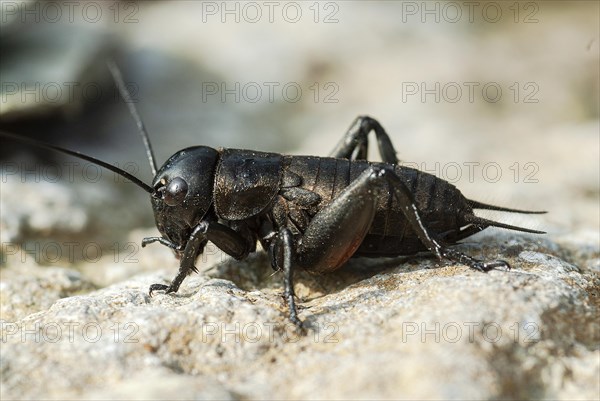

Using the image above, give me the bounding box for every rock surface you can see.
[1,1,599,400]
[1,232,599,400]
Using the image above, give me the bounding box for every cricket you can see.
[0,63,545,329]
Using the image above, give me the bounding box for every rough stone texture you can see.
[1,234,598,400]
[1,1,599,400]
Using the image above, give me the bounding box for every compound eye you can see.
[164,177,188,206]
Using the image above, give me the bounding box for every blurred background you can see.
[1,0,598,260]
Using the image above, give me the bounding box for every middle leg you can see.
[270,168,386,328]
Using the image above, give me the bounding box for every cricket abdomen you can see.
[283,156,472,257]
[354,165,470,257]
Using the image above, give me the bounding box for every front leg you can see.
[148,220,253,295]
[148,223,208,295]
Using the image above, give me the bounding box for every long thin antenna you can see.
[107,60,158,176]
[0,131,155,194]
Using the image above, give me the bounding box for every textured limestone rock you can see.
[1,229,598,400]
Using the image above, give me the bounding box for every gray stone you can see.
[1,233,598,400]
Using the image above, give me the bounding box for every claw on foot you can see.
[290,317,306,334]
[148,283,170,296]
[471,259,511,272]
[283,292,305,333]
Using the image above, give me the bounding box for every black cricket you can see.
[1,64,545,328]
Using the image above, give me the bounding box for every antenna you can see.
[107,60,158,177]
[0,131,155,194]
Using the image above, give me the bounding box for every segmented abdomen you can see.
[283,155,468,256]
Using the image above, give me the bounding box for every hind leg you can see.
[293,165,509,272]
[330,116,399,164]
[274,166,509,328]
[379,170,510,272]
[294,167,384,273]
[293,166,507,273]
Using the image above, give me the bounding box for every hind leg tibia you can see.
[374,169,510,272]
